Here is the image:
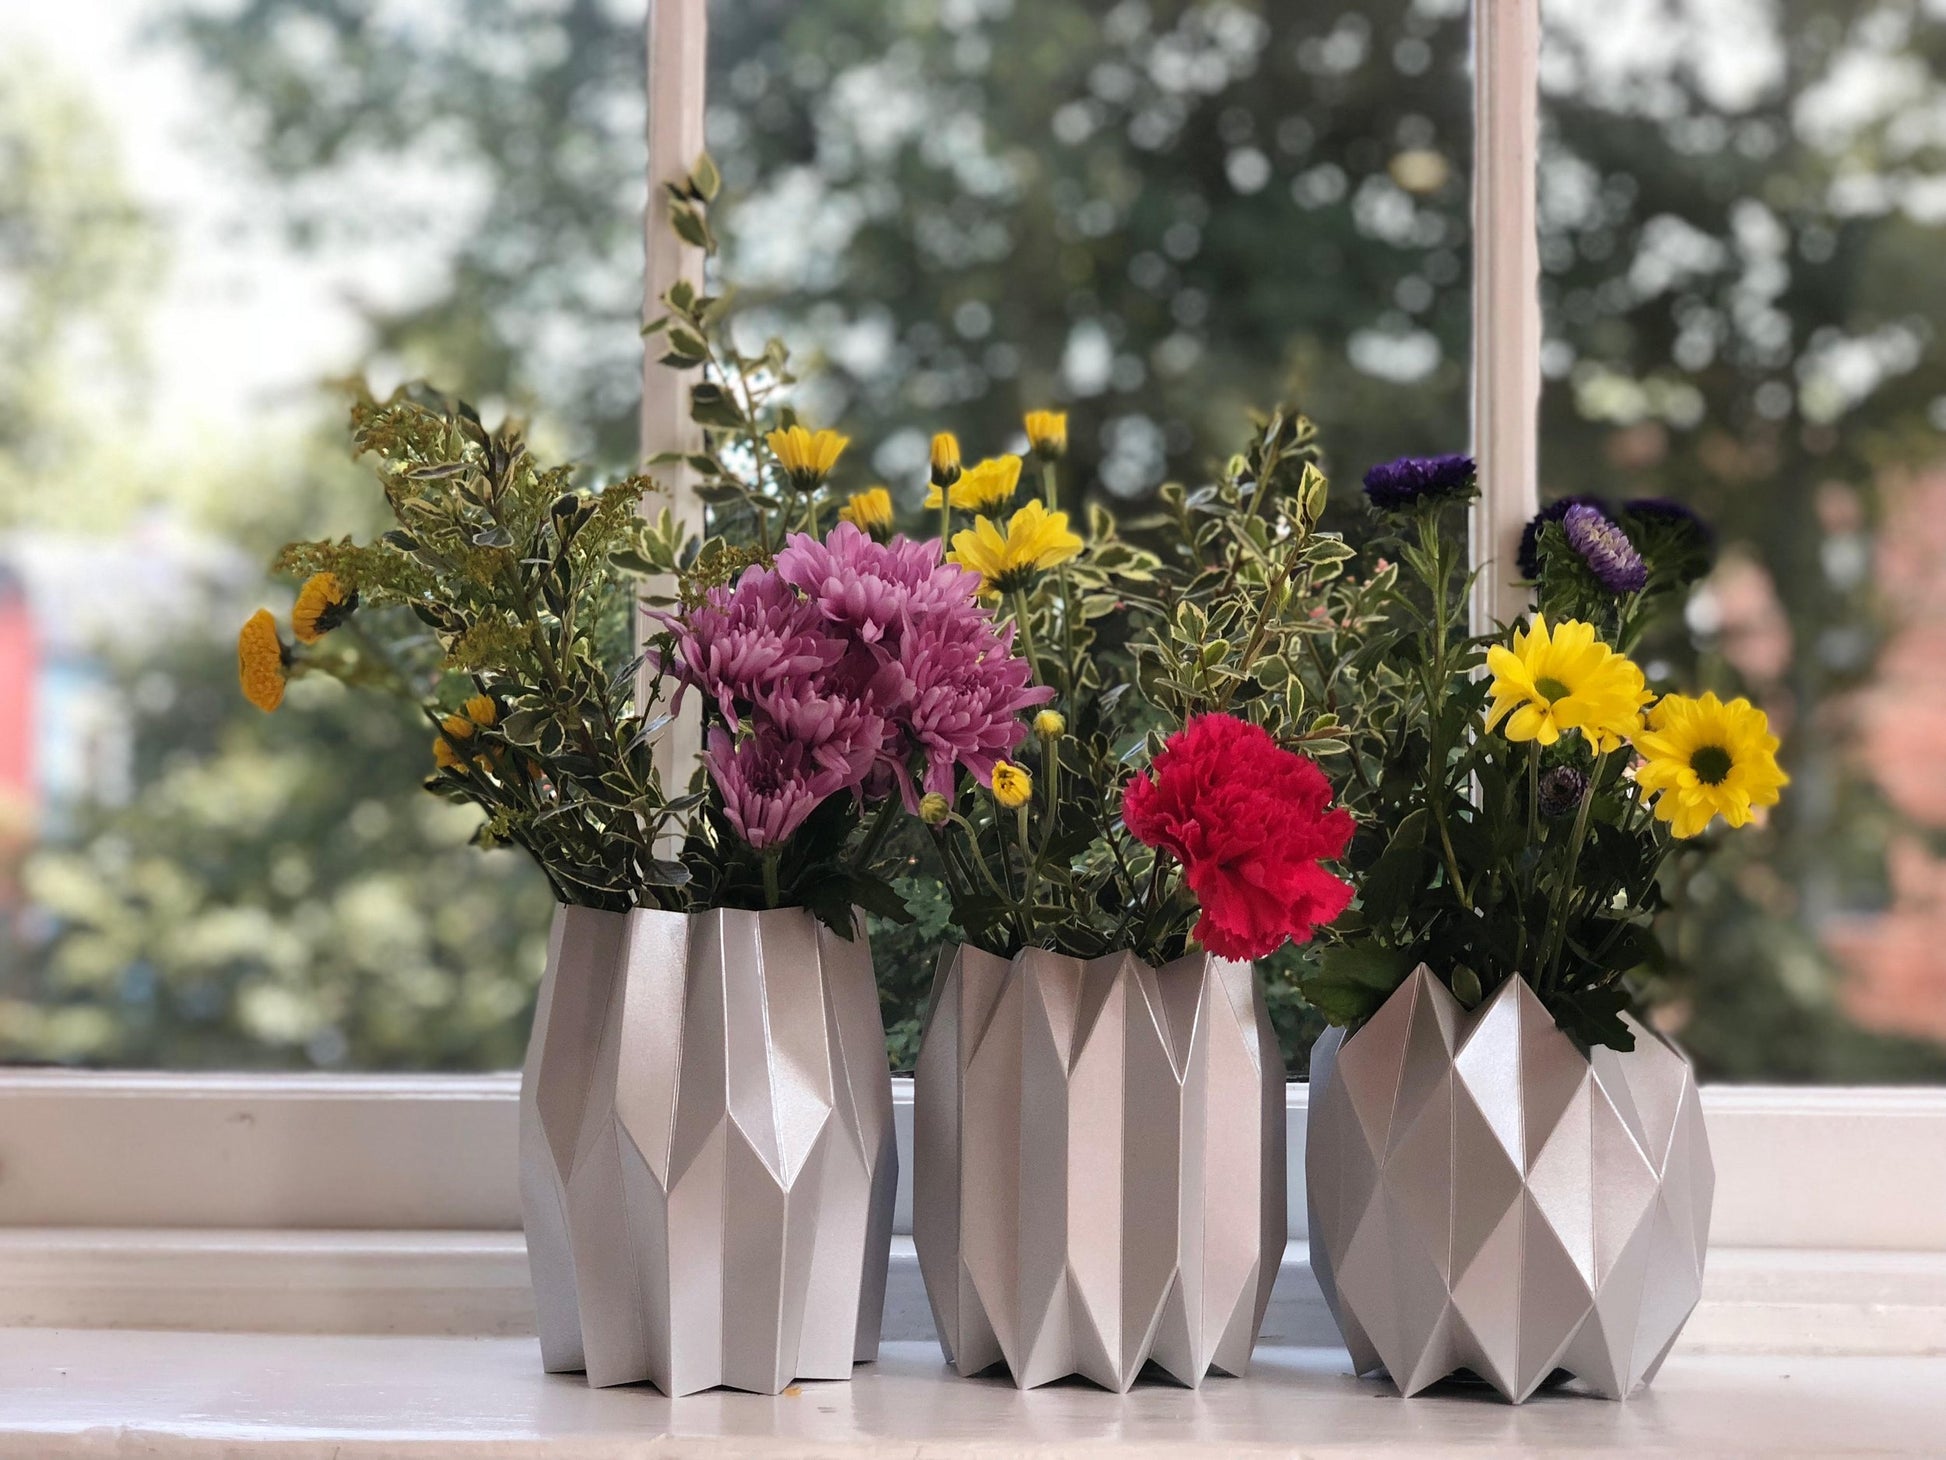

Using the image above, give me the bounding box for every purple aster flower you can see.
[656,566,844,726]
[1361,453,1477,512]
[894,612,1053,801]
[1518,494,1611,580]
[1562,503,1648,594]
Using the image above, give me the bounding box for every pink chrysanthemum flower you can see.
[775,523,984,643]
[896,611,1053,797]
[702,724,870,851]
[661,521,1048,855]
[755,674,890,785]
[658,566,843,726]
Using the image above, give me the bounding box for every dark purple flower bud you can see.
[1619,502,1712,576]
[1622,497,1709,538]
[1518,494,1610,581]
[1360,453,1477,511]
[1537,764,1588,819]
[1563,503,1649,594]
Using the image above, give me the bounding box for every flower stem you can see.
[852,795,900,873]
[761,847,781,909]
[1012,589,1043,680]
[1015,803,1036,922]
[1539,768,1600,994]
[1057,565,1079,696]
[946,813,1011,901]
[1416,517,1473,912]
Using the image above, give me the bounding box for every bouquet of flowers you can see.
[238,389,1049,937]
[235,165,1055,937]
[1297,455,1786,1048]
[916,407,1372,967]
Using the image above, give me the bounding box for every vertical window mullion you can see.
[1469,0,1543,633]
[640,0,711,806]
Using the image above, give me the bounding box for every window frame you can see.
[2,0,1941,1345]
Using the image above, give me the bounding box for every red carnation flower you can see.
[1122,713,1354,961]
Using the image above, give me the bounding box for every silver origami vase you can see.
[913,944,1286,1392]
[517,904,897,1395]
[1306,966,1713,1403]
[520,903,630,1374]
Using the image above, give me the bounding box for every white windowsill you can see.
[4,1331,1944,1458]
[7,1232,1946,1360]
[4,1074,1946,1451]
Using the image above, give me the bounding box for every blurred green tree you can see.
[0,52,555,1070]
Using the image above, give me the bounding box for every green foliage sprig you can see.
[275,386,697,911]
[930,408,1373,964]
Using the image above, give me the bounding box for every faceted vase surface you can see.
[1306,966,1713,1403]
[913,944,1286,1392]
[517,904,897,1395]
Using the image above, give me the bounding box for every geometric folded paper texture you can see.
[913,944,1286,1392]
[1306,966,1713,1403]
[518,904,898,1395]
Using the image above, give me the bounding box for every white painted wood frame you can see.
[5,1074,1945,1355]
[640,0,709,815]
[1470,0,1543,632]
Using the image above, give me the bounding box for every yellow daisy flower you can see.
[766,424,848,487]
[837,486,895,539]
[237,609,288,713]
[949,500,1082,595]
[1633,692,1788,838]
[990,760,1032,808]
[1024,409,1068,459]
[925,454,1022,514]
[1484,615,1649,749]
[290,571,358,645]
[929,431,962,489]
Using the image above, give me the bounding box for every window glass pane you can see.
[1540,0,1946,1080]
[0,0,1468,1071]
[0,0,608,1069]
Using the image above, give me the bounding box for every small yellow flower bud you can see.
[463,693,497,726]
[930,431,962,488]
[432,737,468,773]
[1024,409,1068,459]
[441,713,475,740]
[838,486,895,539]
[990,760,1032,809]
[1033,709,1066,739]
[918,792,951,826]
[766,424,849,488]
